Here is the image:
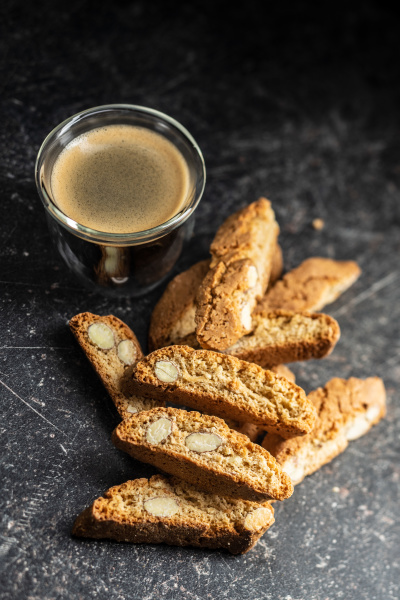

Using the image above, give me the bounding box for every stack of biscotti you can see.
[72,400,288,554]
[69,202,313,553]
[72,337,386,553]
[71,325,314,551]
[86,404,289,553]
[148,199,360,369]
[148,198,359,439]
[71,197,386,556]
[70,312,309,552]
[149,255,359,361]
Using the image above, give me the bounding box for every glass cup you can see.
[35,104,206,297]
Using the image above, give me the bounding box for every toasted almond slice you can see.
[117,339,137,365]
[185,432,223,453]
[146,418,173,444]
[154,360,179,383]
[87,322,115,349]
[244,507,273,531]
[144,497,179,517]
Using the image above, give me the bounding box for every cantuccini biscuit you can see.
[262,377,386,485]
[72,474,275,554]
[123,345,316,438]
[225,310,340,368]
[112,407,293,501]
[69,312,164,418]
[195,198,279,351]
[148,259,211,352]
[256,257,361,314]
[148,244,283,352]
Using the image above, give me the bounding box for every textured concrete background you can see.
[1,1,399,598]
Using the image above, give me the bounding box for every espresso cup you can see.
[35,104,206,297]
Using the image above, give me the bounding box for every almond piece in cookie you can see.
[72,474,275,554]
[124,345,316,438]
[195,198,279,351]
[262,377,386,485]
[112,407,293,501]
[69,312,164,418]
[225,310,340,368]
[256,257,361,314]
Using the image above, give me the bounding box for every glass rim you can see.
[34,104,206,245]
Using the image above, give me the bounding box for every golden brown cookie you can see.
[195,198,279,351]
[225,310,340,368]
[262,377,386,485]
[72,474,275,554]
[256,257,361,313]
[112,407,294,501]
[148,243,283,352]
[148,259,211,351]
[123,345,316,438]
[69,312,164,418]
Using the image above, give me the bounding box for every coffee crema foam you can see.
[51,124,190,233]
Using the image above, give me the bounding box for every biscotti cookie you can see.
[69,312,164,418]
[148,244,283,352]
[112,407,293,501]
[148,259,211,351]
[256,257,361,314]
[262,377,386,485]
[225,310,340,368]
[72,474,275,554]
[195,198,279,351]
[123,346,316,438]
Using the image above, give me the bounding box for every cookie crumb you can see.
[312,218,325,230]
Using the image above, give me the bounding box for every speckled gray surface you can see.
[1,2,400,599]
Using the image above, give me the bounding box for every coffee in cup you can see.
[35,105,205,297]
[51,124,191,234]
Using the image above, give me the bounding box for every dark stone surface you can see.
[1,2,399,598]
